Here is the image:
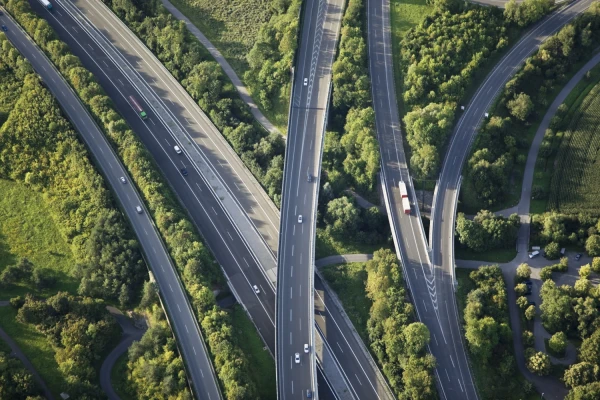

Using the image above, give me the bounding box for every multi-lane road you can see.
[0,10,223,399]
[367,0,478,398]
[431,3,595,396]
[25,1,391,400]
[276,0,345,396]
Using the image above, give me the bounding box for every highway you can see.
[26,1,393,399]
[0,9,223,399]
[367,0,478,398]
[276,0,343,396]
[427,0,594,398]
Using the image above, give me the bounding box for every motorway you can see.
[366,0,478,398]
[276,0,343,396]
[0,10,223,399]
[429,0,595,398]
[25,1,393,399]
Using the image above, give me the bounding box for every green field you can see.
[168,0,273,76]
[320,262,371,341]
[548,80,600,214]
[390,0,434,117]
[0,179,78,299]
[0,306,67,397]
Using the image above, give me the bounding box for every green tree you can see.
[580,330,600,365]
[525,305,536,321]
[507,92,534,121]
[549,331,568,354]
[516,263,532,280]
[526,350,551,375]
[586,235,600,256]
[565,382,600,400]
[324,196,361,239]
[404,322,430,355]
[545,241,561,259]
[564,362,600,388]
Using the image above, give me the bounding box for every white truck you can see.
[399,181,410,214]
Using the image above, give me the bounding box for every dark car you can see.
[575,253,582,261]
[1,25,7,32]
[0,11,4,15]
[180,168,188,176]
[306,390,312,398]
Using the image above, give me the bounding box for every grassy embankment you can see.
[166,0,289,131]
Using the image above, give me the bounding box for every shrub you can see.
[516,263,532,280]
[522,330,534,347]
[549,331,568,354]
[540,267,553,281]
[545,241,561,259]
[526,351,551,375]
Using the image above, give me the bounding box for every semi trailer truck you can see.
[399,181,410,214]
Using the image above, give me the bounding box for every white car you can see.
[303,78,308,86]
[295,353,300,364]
[120,176,127,184]
[304,343,309,353]
[298,215,303,224]
[174,145,182,154]
[135,206,143,214]
[253,285,260,294]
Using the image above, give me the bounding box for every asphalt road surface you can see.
[276,0,344,397]
[430,0,595,397]
[367,0,479,398]
[25,1,383,399]
[0,10,223,399]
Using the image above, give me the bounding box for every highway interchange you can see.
[5,0,597,398]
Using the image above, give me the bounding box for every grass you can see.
[319,262,371,341]
[455,244,516,263]
[0,179,78,299]
[0,306,67,397]
[455,268,541,400]
[166,0,272,76]
[230,305,276,400]
[111,352,137,400]
[390,0,434,118]
[315,229,392,260]
[165,0,289,133]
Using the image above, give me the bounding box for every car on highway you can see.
[174,145,182,154]
[1,25,7,32]
[135,206,143,214]
[306,389,312,398]
[575,253,582,261]
[180,168,188,176]
[253,285,260,294]
[307,172,312,182]
[295,353,300,364]
[303,78,308,86]
[0,10,4,15]
[298,215,303,224]
[304,343,309,353]
[120,176,127,184]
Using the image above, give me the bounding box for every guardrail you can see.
[429,180,439,254]
[450,176,462,289]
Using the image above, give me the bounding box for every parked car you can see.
[575,253,582,261]
[529,250,540,259]
[1,25,7,32]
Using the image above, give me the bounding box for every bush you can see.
[526,351,551,375]
[515,283,528,296]
[586,235,600,256]
[525,305,536,321]
[516,263,532,280]
[592,257,600,273]
[549,331,568,354]
[545,242,561,259]
[522,330,534,347]
[580,264,592,279]
[540,267,553,281]
[456,211,520,252]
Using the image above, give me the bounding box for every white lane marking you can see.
[177,304,181,312]
[290,265,293,277]
[445,369,450,381]
[87,43,94,51]
[355,374,362,386]
[450,355,455,368]
[185,325,189,333]
[195,182,203,192]
[169,284,173,292]
[290,289,293,299]
[211,206,217,215]
[433,333,439,346]
[227,231,233,241]
[193,347,197,355]
[292,245,294,257]
[118,78,124,86]
[102,60,109,68]
[337,342,344,353]
[293,225,296,236]
[422,299,428,312]
[290,309,292,322]
[150,118,156,125]
[458,379,464,392]
[289,332,292,345]
[72,26,78,33]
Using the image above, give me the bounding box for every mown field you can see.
[168,0,273,75]
[549,81,600,214]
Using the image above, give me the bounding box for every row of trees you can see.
[466,4,600,207]
[3,1,256,396]
[365,250,436,399]
[400,5,509,178]
[463,266,531,398]
[245,0,301,112]
[0,38,145,305]
[325,0,379,196]
[531,212,600,255]
[0,351,44,400]
[103,0,286,203]
[455,210,520,252]
[538,265,600,398]
[11,292,120,398]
